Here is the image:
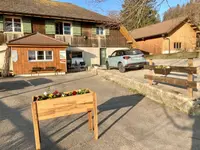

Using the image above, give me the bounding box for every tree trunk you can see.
[2,47,11,77]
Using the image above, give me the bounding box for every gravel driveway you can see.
[0,72,200,150]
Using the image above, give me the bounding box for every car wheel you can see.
[118,63,126,73]
[106,61,110,70]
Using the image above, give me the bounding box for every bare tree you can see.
[89,0,169,30]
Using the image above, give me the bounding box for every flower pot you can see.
[154,68,171,75]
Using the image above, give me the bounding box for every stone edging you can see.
[92,69,200,115]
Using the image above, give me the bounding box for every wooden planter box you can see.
[32,89,98,150]
[154,68,171,75]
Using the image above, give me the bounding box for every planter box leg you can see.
[93,93,98,140]
[88,111,93,131]
[32,101,41,150]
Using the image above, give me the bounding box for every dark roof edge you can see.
[133,17,190,40]
[8,33,36,44]
[135,33,167,40]
[0,10,115,24]
[8,32,68,46]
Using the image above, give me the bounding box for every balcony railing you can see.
[55,35,72,45]
[0,33,24,45]
[0,33,127,48]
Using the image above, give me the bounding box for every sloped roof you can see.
[8,32,68,47]
[130,16,189,40]
[0,0,110,22]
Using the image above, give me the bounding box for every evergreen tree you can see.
[120,0,160,30]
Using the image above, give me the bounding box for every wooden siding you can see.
[163,23,197,52]
[136,22,197,54]
[12,47,66,74]
[32,18,45,34]
[106,29,128,48]
[0,16,128,48]
[82,23,92,37]
[137,37,164,54]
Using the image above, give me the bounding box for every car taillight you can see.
[123,56,130,60]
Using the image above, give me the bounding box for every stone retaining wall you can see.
[92,69,200,115]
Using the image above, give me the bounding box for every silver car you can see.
[106,49,147,73]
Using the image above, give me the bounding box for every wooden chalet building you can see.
[0,0,128,74]
[130,17,200,54]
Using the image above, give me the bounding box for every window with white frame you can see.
[96,27,104,35]
[55,22,71,35]
[5,17,22,32]
[28,51,53,61]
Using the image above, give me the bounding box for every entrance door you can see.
[100,48,106,66]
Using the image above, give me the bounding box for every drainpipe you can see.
[165,37,171,54]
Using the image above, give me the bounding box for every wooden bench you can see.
[30,67,62,76]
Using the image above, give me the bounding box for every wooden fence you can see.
[144,52,199,98]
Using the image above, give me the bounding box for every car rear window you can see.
[124,50,143,55]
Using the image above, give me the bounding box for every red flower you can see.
[72,91,77,95]
[53,90,59,95]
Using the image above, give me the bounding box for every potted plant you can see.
[154,65,171,75]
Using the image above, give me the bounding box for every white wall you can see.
[69,47,129,66]
[0,44,13,70]
[0,50,5,69]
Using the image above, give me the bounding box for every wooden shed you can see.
[8,32,68,75]
[130,17,199,54]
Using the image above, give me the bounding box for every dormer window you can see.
[5,17,22,32]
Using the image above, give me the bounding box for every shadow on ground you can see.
[0,78,53,92]
[50,94,144,144]
[161,105,200,150]
[0,100,63,150]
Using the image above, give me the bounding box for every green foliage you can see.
[163,2,200,26]
[120,0,160,31]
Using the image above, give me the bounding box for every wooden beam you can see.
[88,111,93,131]
[32,101,41,150]
[119,25,137,48]
[148,59,153,85]
[144,65,197,74]
[188,59,194,97]
[145,52,199,59]
[93,93,98,140]
[144,75,197,88]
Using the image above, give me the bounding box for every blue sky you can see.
[58,0,189,19]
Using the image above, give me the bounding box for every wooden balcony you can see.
[55,35,127,48]
[0,33,24,45]
[71,36,99,47]
[0,32,128,48]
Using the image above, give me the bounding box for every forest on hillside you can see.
[163,2,200,26]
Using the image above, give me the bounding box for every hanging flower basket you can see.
[154,66,171,75]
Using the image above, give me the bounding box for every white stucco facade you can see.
[69,47,129,66]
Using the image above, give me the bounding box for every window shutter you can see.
[23,17,32,33]
[45,20,55,34]
[0,15,3,32]
[105,28,110,35]
[92,25,96,35]
[73,22,81,36]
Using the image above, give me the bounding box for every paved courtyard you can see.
[0,72,200,150]
[103,58,200,98]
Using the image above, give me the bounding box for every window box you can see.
[154,66,171,75]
